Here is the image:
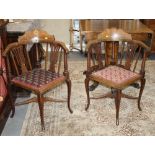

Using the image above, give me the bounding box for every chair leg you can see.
[37,94,45,130]
[114,89,122,126]
[66,79,73,113]
[7,85,15,118]
[9,93,15,118]
[138,78,146,111]
[85,78,90,111]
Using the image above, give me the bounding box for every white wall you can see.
[40,19,70,45]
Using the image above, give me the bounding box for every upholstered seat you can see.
[12,69,66,93]
[90,66,142,89]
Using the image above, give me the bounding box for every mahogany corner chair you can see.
[3,29,73,130]
[84,28,151,125]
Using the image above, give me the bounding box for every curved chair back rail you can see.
[3,40,69,79]
[86,39,150,77]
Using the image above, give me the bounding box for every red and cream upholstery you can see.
[91,66,142,89]
[12,69,66,94]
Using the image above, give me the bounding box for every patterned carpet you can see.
[20,60,155,136]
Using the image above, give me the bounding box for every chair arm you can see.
[83,70,92,76]
[84,65,104,76]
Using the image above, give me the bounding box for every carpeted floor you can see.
[20,59,155,136]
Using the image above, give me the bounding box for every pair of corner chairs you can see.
[3,28,151,130]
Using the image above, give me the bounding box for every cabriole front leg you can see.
[66,79,73,113]
[138,78,146,111]
[114,89,122,126]
[85,78,90,111]
[37,94,45,130]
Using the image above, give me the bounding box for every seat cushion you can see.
[12,69,66,93]
[90,66,142,89]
